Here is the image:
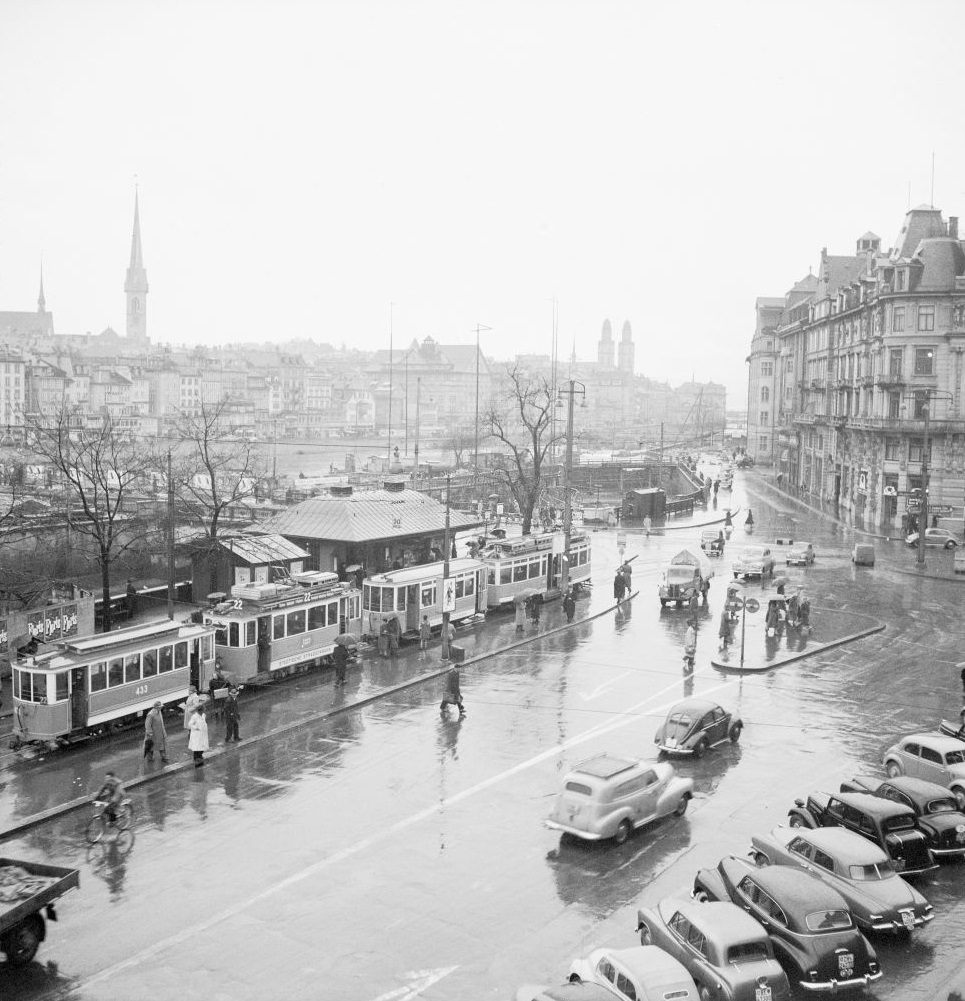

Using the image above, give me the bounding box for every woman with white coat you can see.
[188,703,210,767]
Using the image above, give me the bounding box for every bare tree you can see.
[443,429,475,469]
[24,406,155,631]
[485,365,564,535]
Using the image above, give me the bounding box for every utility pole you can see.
[387,302,394,475]
[558,380,585,595]
[414,376,421,489]
[441,473,452,661]
[919,402,929,567]
[167,449,175,620]
[473,324,491,492]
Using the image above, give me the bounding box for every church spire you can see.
[124,188,149,339]
[37,262,46,313]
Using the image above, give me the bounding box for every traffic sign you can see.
[725,599,743,613]
[744,597,761,613]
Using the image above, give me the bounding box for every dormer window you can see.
[895,270,906,291]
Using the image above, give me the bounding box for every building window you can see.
[917,305,935,331]
[761,361,774,377]
[892,307,904,332]
[885,437,901,460]
[913,390,929,419]
[955,304,965,328]
[760,386,770,402]
[914,348,934,375]
[889,392,901,418]
[759,411,769,425]
[759,435,768,451]
[889,349,903,375]
[909,438,932,463]
[895,270,906,291]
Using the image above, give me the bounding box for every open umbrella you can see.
[515,587,539,603]
[334,634,359,648]
[771,576,791,591]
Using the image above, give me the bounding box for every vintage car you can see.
[692,856,882,993]
[905,527,959,548]
[515,977,621,1001]
[565,946,697,1001]
[700,529,726,558]
[654,697,742,757]
[840,776,965,861]
[659,549,714,608]
[787,790,936,877]
[636,898,791,1001]
[749,826,934,935]
[882,733,965,807]
[732,545,775,580]
[784,541,815,567]
[545,753,693,845]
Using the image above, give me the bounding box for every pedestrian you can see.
[613,571,627,603]
[439,664,466,717]
[745,509,754,527]
[223,688,241,743]
[188,703,210,767]
[643,515,653,537]
[531,593,543,627]
[143,701,169,763]
[718,608,732,649]
[443,618,456,657]
[765,601,780,638]
[787,591,800,628]
[420,614,432,650]
[798,594,811,629]
[562,590,576,624]
[713,479,720,497]
[333,642,348,685]
[959,661,965,698]
[208,662,232,699]
[387,616,401,656]
[183,684,201,730]
[378,619,390,658]
[688,589,699,620]
[514,599,526,632]
[620,560,633,593]
[126,579,138,620]
[683,621,697,670]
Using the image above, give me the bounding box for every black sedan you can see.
[654,697,742,758]
[788,790,937,877]
[840,775,965,861]
[692,855,882,993]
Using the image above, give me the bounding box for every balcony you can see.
[809,378,826,390]
[876,374,905,388]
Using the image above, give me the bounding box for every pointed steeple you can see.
[124,188,149,339]
[37,263,46,313]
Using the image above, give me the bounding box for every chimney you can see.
[949,216,959,240]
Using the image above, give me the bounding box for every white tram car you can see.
[362,558,488,638]
[203,571,362,682]
[11,618,218,747]
[481,531,592,608]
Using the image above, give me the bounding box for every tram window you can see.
[487,568,495,585]
[362,584,373,610]
[528,560,540,579]
[245,622,256,646]
[229,622,240,647]
[124,653,141,683]
[55,671,69,702]
[327,601,338,626]
[108,657,125,687]
[288,609,306,634]
[142,650,158,677]
[348,595,360,618]
[513,562,528,582]
[91,661,108,691]
[160,646,174,673]
[17,670,44,703]
[421,583,437,607]
[309,604,325,630]
[175,641,188,668]
[466,575,474,595]
[273,614,286,640]
[215,626,228,646]
[500,566,512,584]
[202,634,214,660]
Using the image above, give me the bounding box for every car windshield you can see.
[926,798,958,814]
[945,750,965,765]
[727,941,769,963]
[805,909,852,931]
[848,861,896,881]
[743,548,765,558]
[882,815,915,832]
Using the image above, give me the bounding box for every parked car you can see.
[749,826,934,935]
[906,528,959,549]
[700,528,726,558]
[851,543,875,567]
[515,978,621,1001]
[882,733,965,808]
[784,541,814,567]
[545,753,693,845]
[565,946,698,1001]
[692,855,882,993]
[787,790,936,877]
[653,698,742,757]
[732,545,775,580]
[636,898,790,1001]
[840,776,965,861]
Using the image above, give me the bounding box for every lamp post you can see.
[473,324,491,492]
[903,388,953,566]
[387,301,394,471]
[558,380,586,595]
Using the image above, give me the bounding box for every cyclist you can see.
[94,771,127,824]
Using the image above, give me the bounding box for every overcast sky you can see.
[2,0,964,408]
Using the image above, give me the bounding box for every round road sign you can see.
[725,599,743,613]
[744,597,761,613]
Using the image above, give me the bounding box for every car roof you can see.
[668,697,721,716]
[674,899,768,944]
[901,733,965,751]
[570,753,639,780]
[789,826,890,862]
[606,946,692,980]
[881,775,958,802]
[743,862,848,911]
[833,790,915,817]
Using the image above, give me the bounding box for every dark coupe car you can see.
[654,697,742,757]
[840,776,965,861]
[692,855,882,993]
[787,790,937,877]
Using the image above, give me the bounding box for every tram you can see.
[202,571,362,682]
[361,558,488,638]
[481,531,592,608]
[11,618,218,748]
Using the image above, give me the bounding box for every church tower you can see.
[597,318,614,367]
[37,265,46,313]
[124,191,149,339]
[618,320,634,375]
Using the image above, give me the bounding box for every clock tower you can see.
[124,190,149,340]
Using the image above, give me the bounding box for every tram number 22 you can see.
[135,685,150,696]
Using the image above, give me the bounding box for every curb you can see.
[0,594,634,843]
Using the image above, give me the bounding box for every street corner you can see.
[709,605,887,673]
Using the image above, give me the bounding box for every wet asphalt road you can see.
[2,470,965,1000]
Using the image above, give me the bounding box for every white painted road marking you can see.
[370,967,459,1001]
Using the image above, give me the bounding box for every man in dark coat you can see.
[562,591,576,623]
[223,688,241,743]
[440,666,466,716]
[333,643,348,686]
[613,572,626,602]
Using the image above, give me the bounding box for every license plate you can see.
[901,910,915,929]
[666,737,677,748]
[755,987,772,1001]
[838,953,854,977]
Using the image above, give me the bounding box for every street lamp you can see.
[558,380,586,595]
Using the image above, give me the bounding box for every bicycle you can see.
[85,797,135,843]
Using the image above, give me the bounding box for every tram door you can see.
[70,668,89,729]
[476,569,487,612]
[406,584,419,632]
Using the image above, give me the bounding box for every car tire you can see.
[698,986,713,1001]
[946,540,957,550]
[673,795,689,817]
[729,722,742,743]
[952,786,965,810]
[614,820,632,845]
[693,739,708,759]
[885,761,902,779]
[639,923,653,946]
[568,973,582,984]
[749,850,769,867]
[788,814,806,828]
[692,888,712,902]
[2,914,43,966]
